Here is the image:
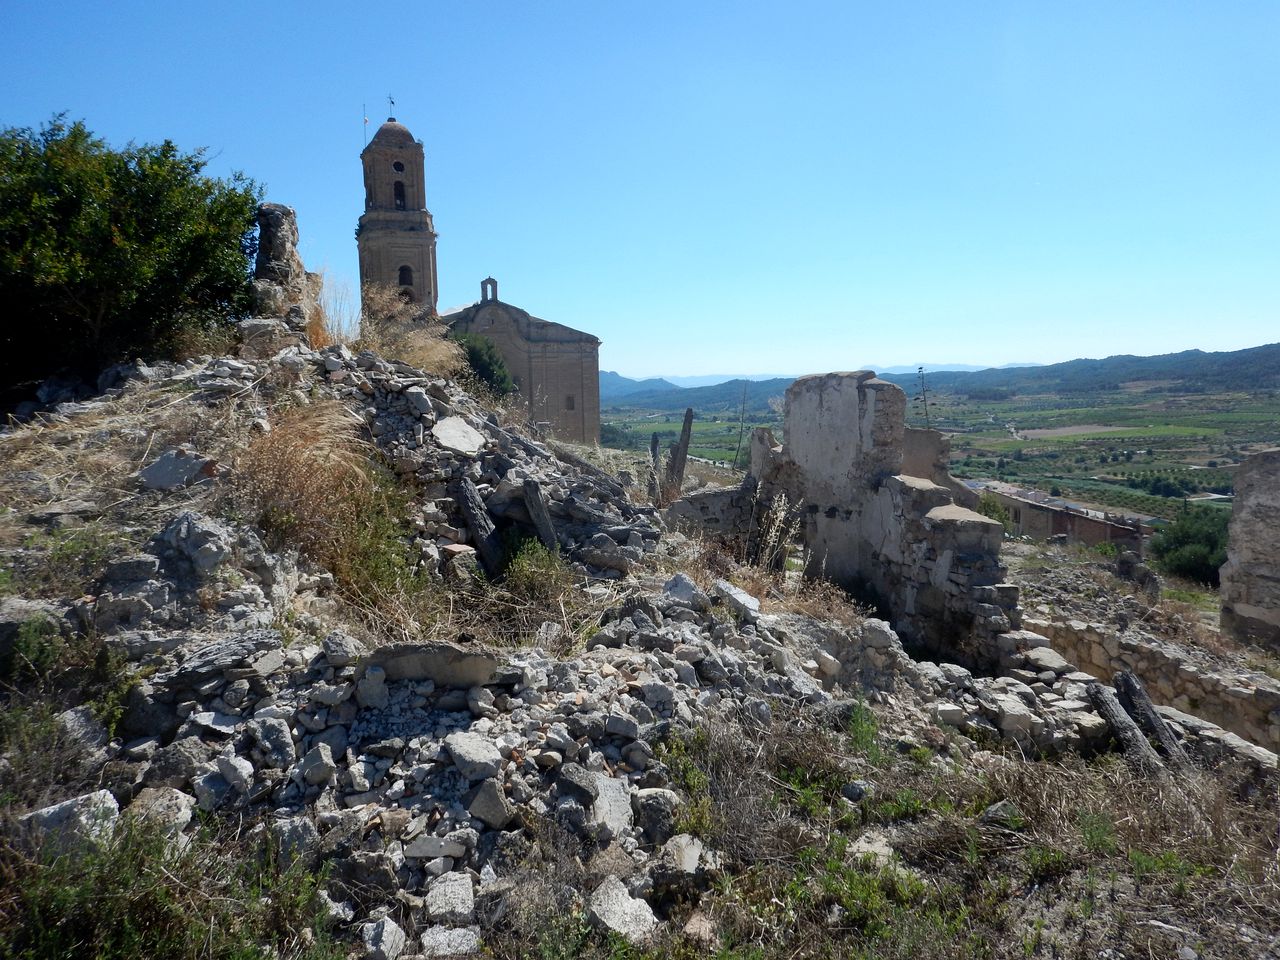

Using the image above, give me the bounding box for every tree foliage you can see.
[0,115,261,391]
[975,491,1012,532]
[1148,505,1230,587]
[454,332,516,396]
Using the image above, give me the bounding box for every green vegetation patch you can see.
[0,820,341,960]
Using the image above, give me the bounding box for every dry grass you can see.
[227,398,424,604]
[663,532,869,628]
[0,376,259,560]
[661,701,1280,959]
[354,283,464,378]
[337,556,621,657]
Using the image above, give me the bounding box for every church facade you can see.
[443,278,600,443]
[357,117,600,443]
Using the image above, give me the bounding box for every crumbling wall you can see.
[779,373,1016,665]
[666,371,1024,668]
[1220,448,1280,654]
[1026,617,1280,749]
[903,427,977,508]
[986,488,1142,551]
[250,203,321,333]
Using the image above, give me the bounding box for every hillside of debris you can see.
[1,220,1277,960]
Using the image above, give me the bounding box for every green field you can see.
[601,414,778,467]
[928,386,1279,520]
[601,378,1280,520]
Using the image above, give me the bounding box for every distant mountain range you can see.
[874,362,1042,375]
[599,371,679,401]
[661,374,798,388]
[878,344,1280,396]
[603,377,794,417]
[606,363,1043,395]
[600,343,1280,416]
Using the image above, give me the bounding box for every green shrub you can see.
[454,332,516,396]
[502,536,572,604]
[0,819,341,960]
[846,699,883,763]
[1149,505,1229,587]
[975,492,1012,532]
[16,524,120,599]
[1024,844,1071,883]
[1076,810,1117,855]
[0,115,260,391]
[0,617,63,684]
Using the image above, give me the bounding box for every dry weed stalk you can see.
[231,399,373,567]
[355,282,464,378]
[311,269,362,348]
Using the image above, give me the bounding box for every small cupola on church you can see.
[356,116,439,313]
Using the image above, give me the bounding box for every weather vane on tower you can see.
[388,94,396,117]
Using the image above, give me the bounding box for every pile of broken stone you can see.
[17,561,915,956]
[7,317,1277,958]
[317,341,660,581]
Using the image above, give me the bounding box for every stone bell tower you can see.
[357,116,439,314]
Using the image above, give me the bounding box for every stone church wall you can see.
[445,291,599,444]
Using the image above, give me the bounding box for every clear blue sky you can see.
[3,1,1277,378]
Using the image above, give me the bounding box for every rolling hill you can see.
[599,371,681,401]
[882,344,1280,396]
[602,343,1280,417]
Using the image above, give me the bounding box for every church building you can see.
[357,116,600,443]
[443,278,600,444]
[356,117,439,312]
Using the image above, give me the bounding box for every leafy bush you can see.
[1148,505,1229,587]
[0,819,340,960]
[0,115,260,392]
[975,492,1012,531]
[502,536,572,605]
[454,333,515,396]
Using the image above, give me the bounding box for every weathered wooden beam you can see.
[647,432,661,503]
[1115,670,1191,771]
[521,478,560,552]
[457,477,504,574]
[664,407,694,496]
[1086,680,1164,776]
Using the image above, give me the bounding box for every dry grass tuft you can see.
[228,398,422,603]
[338,555,620,656]
[355,283,464,378]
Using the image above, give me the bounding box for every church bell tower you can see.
[357,116,439,314]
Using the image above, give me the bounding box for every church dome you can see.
[369,118,417,148]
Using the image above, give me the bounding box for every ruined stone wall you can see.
[667,372,1024,668]
[1220,448,1280,654]
[988,490,1142,551]
[781,373,1018,666]
[903,427,977,508]
[662,484,756,543]
[1026,617,1280,750]
[252,203,321,329]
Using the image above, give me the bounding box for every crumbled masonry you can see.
[4,203,1276,958]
